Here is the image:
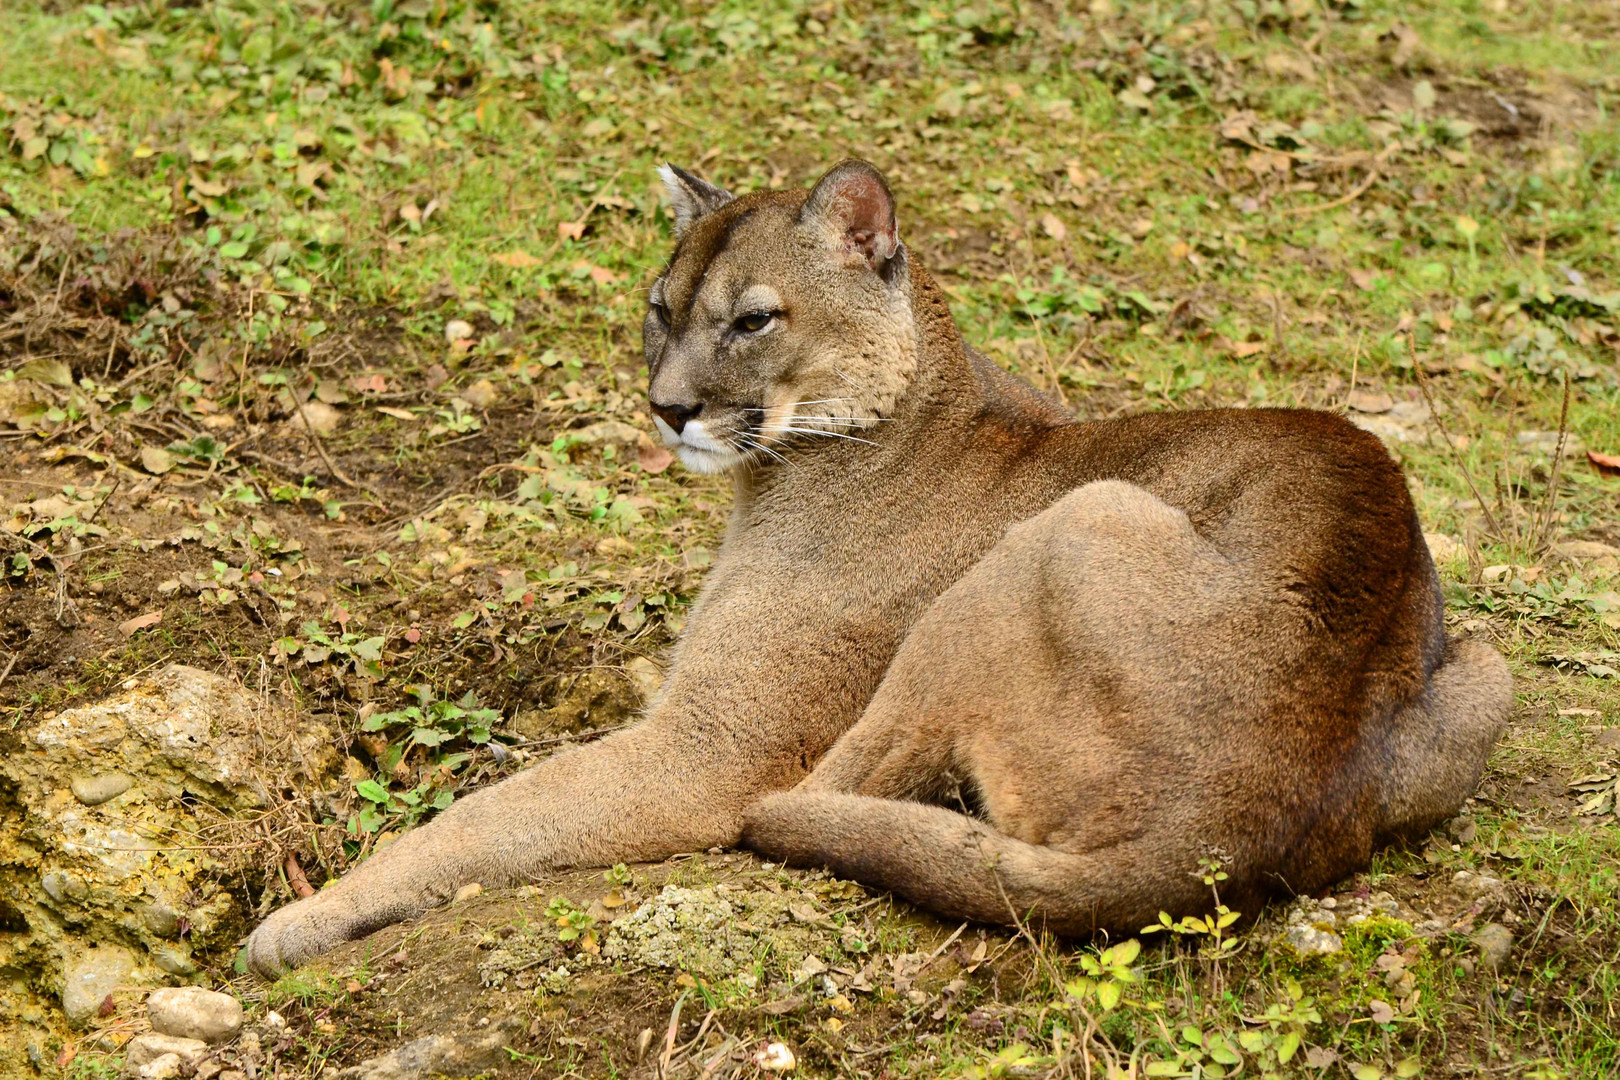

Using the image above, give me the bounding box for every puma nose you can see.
[650,400,701,435]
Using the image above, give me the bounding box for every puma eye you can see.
[648,301,669,325]
[735,311,774,333]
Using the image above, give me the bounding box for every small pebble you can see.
[70,772,133,806]
[147,986,243,1044]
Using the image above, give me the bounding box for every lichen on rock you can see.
[0,665,337,1061]
[602,883,861,982]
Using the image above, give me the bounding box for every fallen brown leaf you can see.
[1589,449,1620,477]
[492,250,543,268]
[1039,213,1066,241]
[117,610,163,637]
[557,221,586,241]
[377,406,417,421]
[638,442,674,473]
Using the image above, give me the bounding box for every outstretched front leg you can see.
[247,723,755,975]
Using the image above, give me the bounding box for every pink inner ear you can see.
[825,175,897,265]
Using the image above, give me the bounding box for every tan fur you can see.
[246,161,1511,975]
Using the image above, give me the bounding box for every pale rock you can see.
[755,1042,797,1072]
[1348,400,1431,446]
[1280,897,1343,955]
[1423,532,1463,565]
[60,945,141,1026]
[573,419,643,448]
[1515,429,1583,457]
[1452,870,1505,899]
[1346,389,1394,414]
[126,1033,209,1068]
[1282,923,1344,956]
[295,400,342,436]
[337,1021,516,1079]
[1472,922,1514,970]
[460,378,499,409]
[625,656,663,701]
[146,986,243,1044]
[7,664,338,1037]
[443,318,475,343]
[138,1053,184,1079]
[70,771,134,805]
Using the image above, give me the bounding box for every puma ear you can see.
[799,159,901,277]
[659,164,735,239]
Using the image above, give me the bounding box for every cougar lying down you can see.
[246,159,1511,974]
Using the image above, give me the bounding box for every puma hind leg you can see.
[745,480,1243,934]
[1376,637,1512,842]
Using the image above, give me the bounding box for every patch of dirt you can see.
[1363,71,1598,147]
[265,856,965,1079]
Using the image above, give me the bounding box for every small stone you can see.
[1473,923,1514,971]
[60,946,139,1026]
[444,318,475,343]
[460,378,499,409]
[1346,389,1394,414]
[1452,870,1505,899]
[139,1053,184,1079]
[1515,429,1583,457]
[1282,924,1344,956]
[152,947,198,976]
[143,903,181,938]
[625,656,663,701]
[1423,532,1463,565]
[754,1042,797,1072]
[70,772,134,805]
[336,1023,514,1080]
[295,400,342,436]
[40,869,87,904]
[147,986,243,1044]
[126,1034,208,1068]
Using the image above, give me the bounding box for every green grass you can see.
[3,0,1618,1077]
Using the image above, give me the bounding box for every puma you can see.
[246,159,1510,975]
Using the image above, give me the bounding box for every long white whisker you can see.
[721,424,793,468]
[778,426,880,447]
[742,437,792,467]
[788,415,895,426]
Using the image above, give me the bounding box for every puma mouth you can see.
[652,415,750,474]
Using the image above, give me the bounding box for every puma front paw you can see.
[245,892,368,978]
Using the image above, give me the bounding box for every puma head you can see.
[644,159,919,473]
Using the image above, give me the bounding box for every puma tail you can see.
[740,793,1198,937]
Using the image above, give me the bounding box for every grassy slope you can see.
[2,0,1619,1077]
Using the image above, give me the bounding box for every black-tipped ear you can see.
[799,159,901,276]
[659,164,735,239]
